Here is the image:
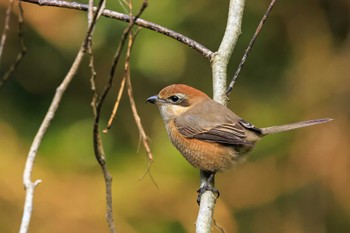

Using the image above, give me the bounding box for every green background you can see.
[0,0,349,232]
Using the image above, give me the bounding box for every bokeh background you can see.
[1,0,349,232]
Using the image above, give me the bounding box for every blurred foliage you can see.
[0,0,350,232]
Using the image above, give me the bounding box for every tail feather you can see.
[260,118,333,136]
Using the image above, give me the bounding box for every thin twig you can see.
[125,31,153,162]
[88,47,97,113]
[87,0,105,26]
[0,0,27,89]
[90,1,148,233]
[91,119,116,233]
[87,0,96,100]
[18,0,106,232]
[86,0,118,232]
[103,0,130,132]
[123,0,154,173]
[95,2,148,109]
[213,219,226,233]
[91,118,116,233]
[103,2,144,133]
[138,158,157,186]
[226,0,277,96]
[103,77,126,132]
[20,47,85,233]
[21,0,214,59]
[83,0,105,51]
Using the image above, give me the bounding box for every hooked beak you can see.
[146,95,159,104]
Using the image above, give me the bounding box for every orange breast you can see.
[165,121,246,172]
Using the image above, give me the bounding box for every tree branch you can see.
[21,0,214,60]
[196,0,246,232]
[20,46,85,233]
[211,0,246,105]
[19,0,105,232]
[196,171,218,233]
[226,0,277,96]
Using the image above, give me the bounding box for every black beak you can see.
[146,95,158,104]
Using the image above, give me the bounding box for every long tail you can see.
[260,118,332,136]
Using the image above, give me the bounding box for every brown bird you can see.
[147,84,331,198]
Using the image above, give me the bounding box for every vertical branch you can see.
[196,172,218,233]
[198,1,278,232]
[197,0,246,232]
[18,0,106,232]
[211,0,246,105]
[91,114,116,233]
[85,0,120,231]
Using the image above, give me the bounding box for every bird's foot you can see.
[196,182,220,205]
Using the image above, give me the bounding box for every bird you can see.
[146,84,332,199]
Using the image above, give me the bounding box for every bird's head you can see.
[147,84,210,122]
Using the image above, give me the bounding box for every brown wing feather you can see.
[175,100,252,145]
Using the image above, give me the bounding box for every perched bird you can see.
[147,84,332,174]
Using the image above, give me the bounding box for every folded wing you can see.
[175,100,253,146]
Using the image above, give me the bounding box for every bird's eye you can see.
[169,95,180,102]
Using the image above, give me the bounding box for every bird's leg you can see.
[197,170,220,205]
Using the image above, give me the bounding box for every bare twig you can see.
[226,0,277,96]
[90,1,148,233]
[95,2,148,108]
[103,0,130,132]
[87,0,105,26]
[138,159,158,190]
[125,32,153,162]
[83,0,105,51]
[103,77,126,132]
[213,219,226,233]
[104,3,153,174]
[20,47,85,233]
[87,0,104,106]
[91,119,116,233]
[0,0,27,89]
[91,117,116,233]
[86,0,118,232]
[19,0,106,232]
[21,0,214,59]
[88,0,102,110]
[88,47,97,111]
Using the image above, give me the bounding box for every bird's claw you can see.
[196,183,220,205]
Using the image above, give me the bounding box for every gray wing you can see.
[175,100,253,146]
